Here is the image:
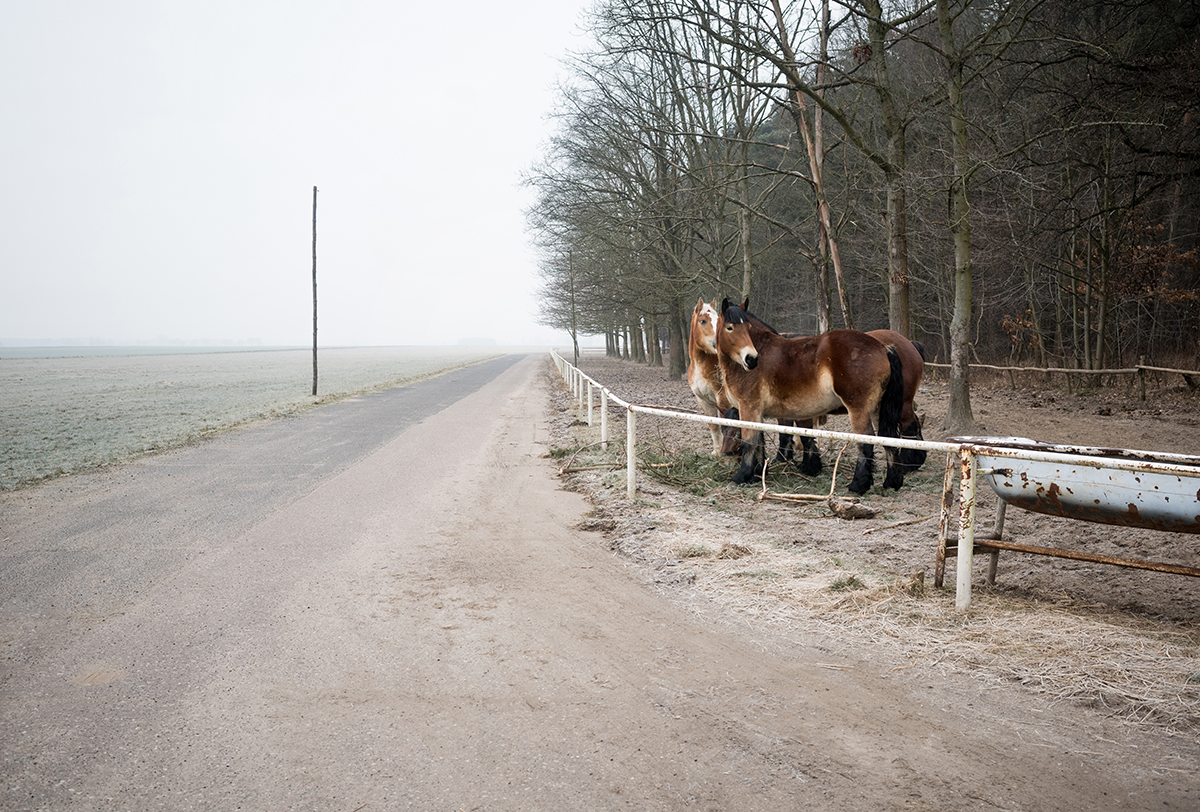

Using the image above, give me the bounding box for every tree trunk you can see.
[865,0,911,338]
[646,318,662,367]
[774,0,853,330]
[739,155,754,301]
[631,314,646,363]
[667,303,687,379]
[938,0,975,432]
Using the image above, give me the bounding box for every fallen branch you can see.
[758,441,850,503]
[557,441,610,475]
[862,515,934,535]
[560,463,624,473]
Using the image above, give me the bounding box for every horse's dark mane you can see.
[725,305,751,325]
[721,297,780,334]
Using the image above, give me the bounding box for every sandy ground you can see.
[550,353,1200,807]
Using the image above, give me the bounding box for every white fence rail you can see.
[549,351,1200,612]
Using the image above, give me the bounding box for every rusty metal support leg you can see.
[935,450,957,588]
[985,499,1006,585]
[956,448,978,612]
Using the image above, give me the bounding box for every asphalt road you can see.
[2,354,1192,811]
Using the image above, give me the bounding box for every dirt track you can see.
[2,354,1198,809]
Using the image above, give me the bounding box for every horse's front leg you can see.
[775,422,795,463]
[694,394,724,455]
[732,411,767,485]
[898,414,927,471]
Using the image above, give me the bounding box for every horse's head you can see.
[718,299,759,371]
[690,297,719,354]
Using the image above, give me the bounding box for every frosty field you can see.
[0,346,508,490]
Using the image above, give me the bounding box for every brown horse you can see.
[718,303,927,474]
[686,298,731,454]
[715,299,907,494]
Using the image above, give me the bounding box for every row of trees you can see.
[524,0,1199,429]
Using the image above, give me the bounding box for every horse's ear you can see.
[741,298,750,311]
[695,297,704,312]
[720,297,731,314]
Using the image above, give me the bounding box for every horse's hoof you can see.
[800,457,823,477]
[848,471,872,494]
[883,470,905,491]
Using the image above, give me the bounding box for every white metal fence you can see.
[549,351,1200,612]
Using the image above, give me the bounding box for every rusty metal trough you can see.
[966,436,1200,534]
[937,437,1200,609]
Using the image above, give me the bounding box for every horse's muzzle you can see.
[744,353,758,370]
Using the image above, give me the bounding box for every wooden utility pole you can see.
[312,185,318,396]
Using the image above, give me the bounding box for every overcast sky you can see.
[1,1,591,347]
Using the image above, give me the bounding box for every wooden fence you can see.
[923,360,1200,399]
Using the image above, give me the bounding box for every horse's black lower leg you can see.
[732,430,767,484]
[775,432,794,463]
[882,450,905,491]
[897,418,927,471]
[799,437,823,476]
[720,408,742,456]
[848,443,875,495]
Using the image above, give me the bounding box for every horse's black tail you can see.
[912,340,926,361]
[879,346,904,440]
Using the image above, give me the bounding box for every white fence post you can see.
[600,390,609,451]
[956,448,978,612]
[626,407,637,499]
[587,381,594,426]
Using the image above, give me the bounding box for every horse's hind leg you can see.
[846,409,879,494]
[794,419,823,476]
[850,436,904,493]
[882,444,906,491]
[848,442,875,495]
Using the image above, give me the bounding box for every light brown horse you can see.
[715,299,907,494]
[692,297,800,460]
[686,298,731,454]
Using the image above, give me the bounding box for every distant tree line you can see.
[524,0,1199,429]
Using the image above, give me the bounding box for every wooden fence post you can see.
[601,390,609,451]
[626,407,637,500]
